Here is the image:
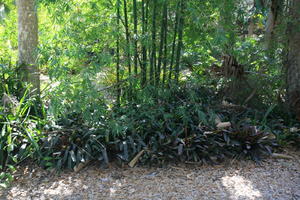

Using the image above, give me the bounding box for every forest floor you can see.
[0,149,299,200]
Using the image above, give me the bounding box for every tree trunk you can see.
[265,0,283,50]
[248,18,255,36]
[247,0,255,37]
[286,0,300,119]
[162,1,168,85]
[123,0,131,76]
[116,0,121,105]
[133,0,138,76]
[174,0,185,83]
[168,1,180,82]
[156,0,167,85]
[17,0,40,97]
[141,0,148,86]
[150,0,157,85]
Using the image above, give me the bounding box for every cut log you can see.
[272,153,294,160]
[217,122,231,129]
[74,160,91,173]
[128,150,145,168]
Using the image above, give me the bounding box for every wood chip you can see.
[1,149,299,200]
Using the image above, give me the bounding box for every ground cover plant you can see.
[0,0,299,188]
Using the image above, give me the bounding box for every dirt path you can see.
[1,150,299,200]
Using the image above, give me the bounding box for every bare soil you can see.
[1,149,299,200]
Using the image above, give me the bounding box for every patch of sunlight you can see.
[44,179,77,196]
[221,175,262,200]
[109,180,122,197]
[109,187,117,195]
[180,69,192,81]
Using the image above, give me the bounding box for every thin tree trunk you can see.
[286,0,300,119]
[162,0,168,85]
[17,0,40,97]
[150,0,157,85]
[174,0,185,83]
[168,1,180,82]
[156,0,167,85]
[248,9,255,37]
[141,0,147,86]
[146,0,151,84]
[116,0,121,105]
[133,0,138,76]
[248,0,255,37]
[265,0,282,50]
[123,0,131,76]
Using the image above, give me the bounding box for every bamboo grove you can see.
[115,0,185,96]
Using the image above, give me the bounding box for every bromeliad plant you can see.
[100,85,275,165]
[40,82,278,169]
[40,114,109,169]
[224,123,274,162]
[0,89,44,187]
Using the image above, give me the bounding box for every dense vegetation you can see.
[0,0,299,188]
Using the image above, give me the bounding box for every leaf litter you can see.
[0,149,299,200]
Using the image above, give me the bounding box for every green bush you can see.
[0,64,45,188]
[0,90,43,169]
[41,84,276,169]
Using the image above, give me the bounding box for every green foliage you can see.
[40,116,109,169]
[0,165,15,188]
[38,0,115,77]
[274,127,300,148]
[0,1,17,65]
[0,64,45,187]
[0,0,298,186]
[39,82,277,169]
[46,70,108,124]
[0,90,43,169]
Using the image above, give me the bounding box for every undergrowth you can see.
[0,64,299,188]
[1,0,299,191]
[39,83,283,170]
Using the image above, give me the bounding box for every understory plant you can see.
[0,91,44,188]
[0,63,45,188]
[41,83,278,169]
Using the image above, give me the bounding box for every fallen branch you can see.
[128,150,145,168]
[272,153,294,160]
[217,122,231,129]
[243,88,258,105]
[74,160,91,173]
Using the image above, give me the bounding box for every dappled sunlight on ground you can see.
[1,152,299,200]
[109,180,123,198]
[222,174,262,200]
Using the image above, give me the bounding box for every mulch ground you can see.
[1,149,299,200]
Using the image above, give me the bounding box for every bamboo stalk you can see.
[141,0,147,86]
[123,0,131,76]
[168,1,180,82]
[162,0,168,85]
[157,0,168,86]
[174,0,185,83]
[133,0,138,76]
[116,0,121,105]
[150,0,157,85]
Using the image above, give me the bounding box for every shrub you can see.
[0,63,45,188]
[41,84,276,169]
